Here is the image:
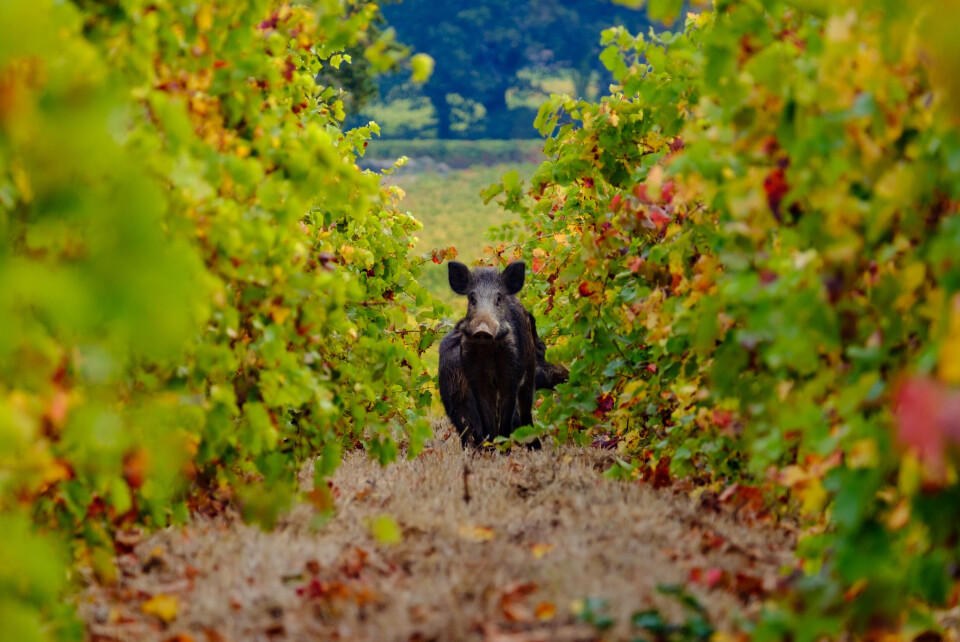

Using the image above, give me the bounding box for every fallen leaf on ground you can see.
[142,594,179,623]
[734,572,765,600]
[690,566,727,589]
[500,582,538,622]
[535,601,556,620]
[368,514,402,544]
[458,524,494,541]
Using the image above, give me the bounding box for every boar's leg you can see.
[517,377,534,429]
[438,327,477,447]
[468,393,497,445]
[495,390,520,441]
[447,406,474,448]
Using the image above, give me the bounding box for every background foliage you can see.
[0,1,442,638]
[488,0,960,637]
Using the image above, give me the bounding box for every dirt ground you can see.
[79,420,797,641]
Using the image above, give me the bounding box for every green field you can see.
[368,138,543,167]
[388,163,538,308]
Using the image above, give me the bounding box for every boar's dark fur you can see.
[438,261,567,447]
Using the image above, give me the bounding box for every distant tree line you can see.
[345,0,653,140]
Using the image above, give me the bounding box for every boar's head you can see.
[448,261,525,341]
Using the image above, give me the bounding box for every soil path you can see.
[81,422,796,641]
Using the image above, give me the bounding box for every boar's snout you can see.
[467,317,507,341]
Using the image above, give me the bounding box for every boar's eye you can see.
[468,293,477,306]
[496,294,503,307]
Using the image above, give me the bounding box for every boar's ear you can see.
[448,261,471,295]
[502,261,525,295]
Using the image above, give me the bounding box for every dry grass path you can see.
[81,422,796,641]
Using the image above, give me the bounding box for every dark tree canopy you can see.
[376,0,652,138]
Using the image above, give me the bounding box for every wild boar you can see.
[438,261,565,446]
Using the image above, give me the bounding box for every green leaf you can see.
[647,0,683,24]
[368,514,402,544]
[410,53,435,83]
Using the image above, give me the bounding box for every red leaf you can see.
[578,282,593,297]
[661,180,676,203]
[632,184,651,203]
[123,449,149,490]
[690,566,726,589]
[763,167,789,219]
[700,530,726,552]
[894,377,960,475]
[593,393,615,417]
[712,409,733,429]
[282,58,296,82]
[297,578,326,599]
[609,194,623,212]
[647,207,671,228]
[652,456,672,489]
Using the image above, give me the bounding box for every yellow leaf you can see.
[778,465,807,488]
[848,439,878,469]
[195,5,214,32]
[458,524,494,542]
[368,514,402,544]
[825,10,855,43]
[411,53,435,83]
[777,380,794,401]
[11,160,33,203]
[898,451,922,497]
[535,602,556,620]
[34,450,71,494]
[800,478,828,516]
[142,594,179,624]
[269,306,290,325]
[689,12,712,30]
[92,546,117,586]
[894,263,926,311]
[843,578,868,602]
[887,499,911,530]
[340,244,355,265]
[531,543,555,559]
[938,295,960,384]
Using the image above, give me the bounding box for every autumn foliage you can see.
[0,1,440,638]
[488,0,960,636]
